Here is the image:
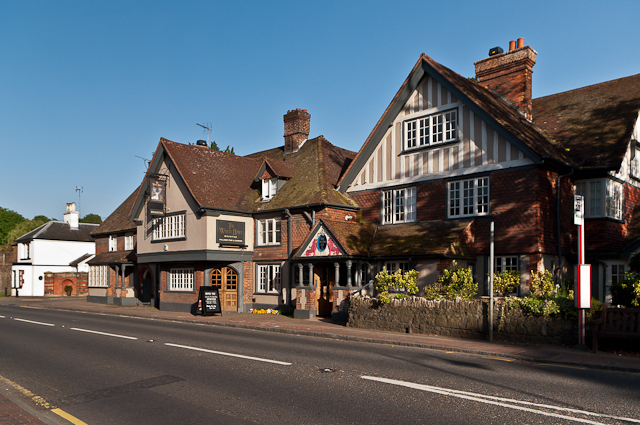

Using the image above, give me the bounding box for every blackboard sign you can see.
[198,286,221,316]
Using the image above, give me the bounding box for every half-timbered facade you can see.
[337,38,640,302]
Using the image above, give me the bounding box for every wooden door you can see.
[315,266,334,317]
[210,267,238,312]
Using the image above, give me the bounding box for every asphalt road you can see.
[1,304,639,425]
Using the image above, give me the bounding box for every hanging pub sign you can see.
[148,178,166,217]
[216,220,246,246]
[197,286,221,316]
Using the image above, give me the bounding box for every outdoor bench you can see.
[591,306,640,353]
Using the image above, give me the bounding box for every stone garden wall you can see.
[348,295,576,345]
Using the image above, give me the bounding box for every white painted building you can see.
[11,203,98,296]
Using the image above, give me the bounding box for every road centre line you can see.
[20,305,42,309]
[70,328,138,340]
[0,315,5,318]
[13,318,55,327]
[361,376,640,424]
[165,343,292,365]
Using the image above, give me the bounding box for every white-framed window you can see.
[495,256,518,273]
[404,109,457,150]
[611,264,626,285]
[169,268,194,291]
[384,262,410,274]
[19,243,31,260]
[109,235,117,252]
[449,177,489,218]
[124,234,134,251]
[382,187,416,224]
[262,178,280,200]
[152,213,186,240]
[89,265,109,287]
[574,179,623,220]
[257,218,281,245]
[257,264,281,293]
[631,149,640,179]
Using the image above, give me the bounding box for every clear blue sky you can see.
[2,0,639,221]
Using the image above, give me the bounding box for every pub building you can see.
[89,40,640,313]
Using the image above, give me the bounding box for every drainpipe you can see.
[284,209,293,307]
[556,168,574,282]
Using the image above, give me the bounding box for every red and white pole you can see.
[574,195,591,346]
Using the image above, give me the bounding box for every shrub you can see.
[374,267,418,304]
[424,261,477,300]
[530,270,555,299]
[492,270,520,296]
[610,272,640,307]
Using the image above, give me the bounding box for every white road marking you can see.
[361,376,640,424]
[13,318,55,327]
[0,315,5,318]
[165,343,292,365]
[70,328,138,340]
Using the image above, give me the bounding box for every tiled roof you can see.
[91,187,140,236]
[69,253,94,266]
[88,251,136,265]
[321,218,474,258]
[533,74,640,169]
[249,136,357,211]
[15,221,98,243]
[162,138,261,211]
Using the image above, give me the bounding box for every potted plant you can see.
[64,285,73,296]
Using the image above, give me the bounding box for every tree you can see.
[0,207,25,247]
[80,214,102,224]
[224,145,235,154]
[5,216,50,246]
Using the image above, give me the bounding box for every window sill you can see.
[151,237,187,243]
[163,290,196,294]
[401,138,460,155]
[256,243,282,247]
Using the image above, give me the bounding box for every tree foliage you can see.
[80,213,102,224]
[5,216,50,246]
[0,207,25,247]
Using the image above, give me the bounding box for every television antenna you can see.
[135,155,150,169]
[196,122,212,143]
[76,186,83,218]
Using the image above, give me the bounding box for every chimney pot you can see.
[474,42,537,119]
[509,40,516,51]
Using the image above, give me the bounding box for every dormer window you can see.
[262,178,280,200]
[109,235,117,252]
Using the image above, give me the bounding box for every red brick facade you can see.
[44,272,88,296]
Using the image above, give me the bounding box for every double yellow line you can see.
[0,374,87,424]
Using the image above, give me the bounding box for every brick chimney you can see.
[284,108,310,154]
[474,38,537,119]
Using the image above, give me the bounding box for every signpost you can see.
[197,286,222,316]
[573,195,591,345]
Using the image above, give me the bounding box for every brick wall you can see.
[95,237,108,255]
[0,251,15,295]
[44,272,88,295]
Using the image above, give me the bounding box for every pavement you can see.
[1,295,640,424]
